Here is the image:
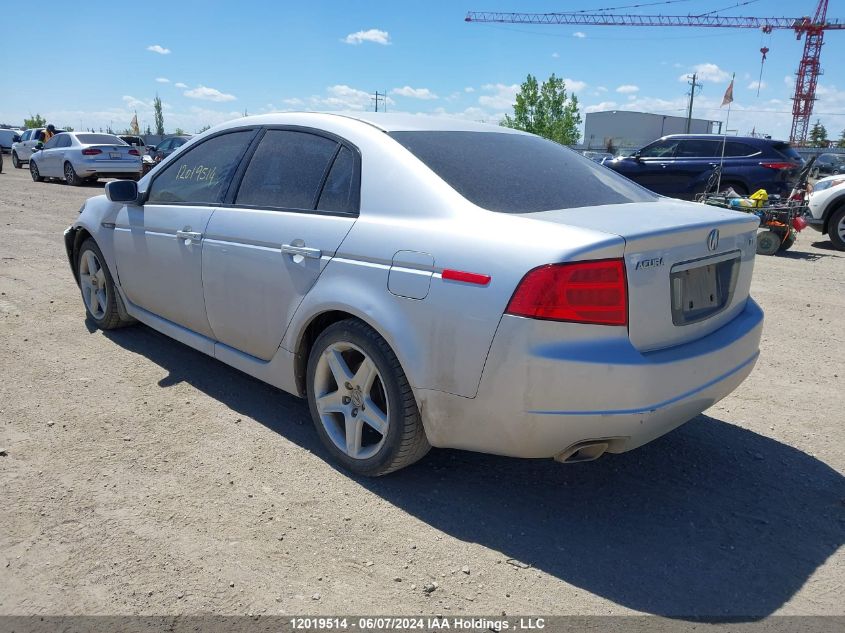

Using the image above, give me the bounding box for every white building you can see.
[584,110,721,151]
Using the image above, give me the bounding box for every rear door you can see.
[671,138,722,198]
[202,128,359,360]
[113,129,257,337]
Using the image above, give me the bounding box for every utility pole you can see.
[372,90,386,112]
[685,73,700,133]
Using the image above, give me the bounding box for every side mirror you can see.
[13,135,21,143]
[106,180,139,204]
[146,145,156,152]
[34,142,44,150]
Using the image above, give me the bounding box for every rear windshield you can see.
[390,131,656,213]
[76,134,126,145]
[772,142,802,162]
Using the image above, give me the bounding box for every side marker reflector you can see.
[442,269,491,285]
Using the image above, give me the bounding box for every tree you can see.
[501,73,582,145]
[63,126,74,132]
[24,113,47,128]
[198,124,211,133]
[153,94,165,135]
[838,129,845,149]
[145,124,152,136]
[809,119,829,148]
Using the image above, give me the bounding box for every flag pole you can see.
[716,72,735,195]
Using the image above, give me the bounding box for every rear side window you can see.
[677,139,721,157]
[772,142,802,161]
[147,130,254,205]
[723,141,760,157]
[391,131,656,213]
[317,146,357,213]
[235,130,339,210]
[77,134,125,145]
[57,135,72,148]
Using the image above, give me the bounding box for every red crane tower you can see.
[465,1,845,145]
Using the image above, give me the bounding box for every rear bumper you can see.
[417,299,763,459]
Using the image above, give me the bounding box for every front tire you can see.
[76,239,132,330]
[64,162,81,186]
[756,230,782,256]
[828,207,845,251]
[30,160,43,182]
[306,319,430,476]
[12,152,21,168]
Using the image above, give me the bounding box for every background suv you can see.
[11,128,45,167]
[605,134,803,200]
[147,135,191,163]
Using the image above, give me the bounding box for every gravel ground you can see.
[1,164,843,619]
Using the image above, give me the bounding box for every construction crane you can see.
[465,1,845,145]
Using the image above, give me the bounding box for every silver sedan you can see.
[64,113,763,476]
[30,132,142,185]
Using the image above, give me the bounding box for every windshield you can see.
[76,134,127,145]
[390,131,656,213]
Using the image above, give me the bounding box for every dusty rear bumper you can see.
[417,299,763,459]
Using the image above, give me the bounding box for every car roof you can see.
[214,112,525,135]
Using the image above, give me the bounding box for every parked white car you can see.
[10,128,44,167]
[807,174,845,250]
[64,113,764,476]
[30,132,142,185]
[0,128,23,153]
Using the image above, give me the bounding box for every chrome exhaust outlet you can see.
[554,440,610,464]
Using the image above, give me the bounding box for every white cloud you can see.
[174,82,187,89]
[565,78,587,93]
[183,85,237,102]
[342,29,390,45]
[585,101,619,113]
[311,84,394,110]
[146,44,171,55]
[283,97,305,107]
[155,77,170,84]
[479,83,520,110]
[391,86,438,100]
[595,86,608,93]
[784,75,794,85]
[552,52,560,58]
[616,84,639,94]
[679,63,731,83]
[573,32,586,38]
[464,86,475,93]
[747,80,767,91]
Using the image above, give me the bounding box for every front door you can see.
[202,129,359,360]
[112,128,258,337]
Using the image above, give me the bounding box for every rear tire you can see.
[29,160,42,182]
[76,238,134,330]
[64,162,81,186]
[779,229,797,251]
[756,230,782,256]
[828,207,845,251]
[306,319,430,476]
[12,152,21,169]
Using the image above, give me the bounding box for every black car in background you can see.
[605,134,803,200]
[147,135,191,163]
[813,153,845,176]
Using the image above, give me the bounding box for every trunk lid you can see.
[527,199,759,351]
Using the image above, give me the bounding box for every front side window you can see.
[235,130,339,210]
[391,131,656,214]
[21,130,31,141]
[639,139,680,158]
[147,130,254,205]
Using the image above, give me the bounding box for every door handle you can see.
[176,230,203,244]
[282,244,322,259]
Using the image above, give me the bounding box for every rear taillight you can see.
[81,148,101,155]
[759,161,796,170]
[128,149,139,156]
[505,259,627,326]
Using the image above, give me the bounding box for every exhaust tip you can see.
[555,441,610,464]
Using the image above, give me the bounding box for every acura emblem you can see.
[707,229,720,252]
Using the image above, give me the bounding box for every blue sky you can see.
[2,0,843,141]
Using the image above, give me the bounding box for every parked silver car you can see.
[64,113,763,475]
[30,132,141,185]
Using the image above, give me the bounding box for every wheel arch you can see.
[67,227,95,283]
[822,195,845,235]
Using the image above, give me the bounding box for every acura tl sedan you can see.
[64,113,764,476]
[30,132,142,185]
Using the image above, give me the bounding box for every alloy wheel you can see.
[313,341,389,460]
[79,250,108,320]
